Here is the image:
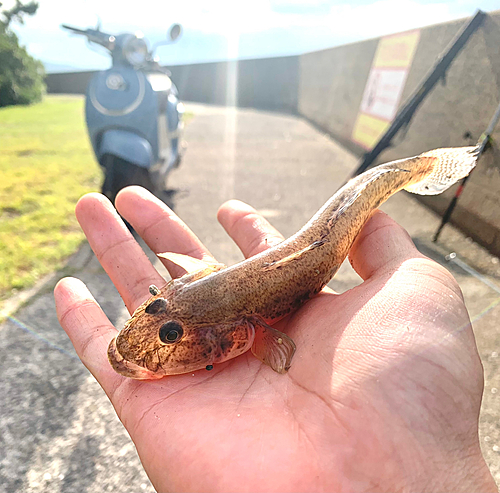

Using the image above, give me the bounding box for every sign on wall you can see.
[352,30,421,149]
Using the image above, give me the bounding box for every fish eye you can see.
[159,321,184,344]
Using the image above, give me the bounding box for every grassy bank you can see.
[0,95,100,302]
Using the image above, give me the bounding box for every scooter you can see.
[62,22,185,203]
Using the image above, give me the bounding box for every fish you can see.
[108,145,480,379]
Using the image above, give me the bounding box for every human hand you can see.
[54,187,496,492]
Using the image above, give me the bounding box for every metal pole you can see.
[432,99,500,242]
[351,9,486,178]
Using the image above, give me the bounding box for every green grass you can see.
[0,95,100,301]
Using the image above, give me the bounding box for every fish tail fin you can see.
[404,145,480,196]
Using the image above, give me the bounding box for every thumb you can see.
[348,210,423,281]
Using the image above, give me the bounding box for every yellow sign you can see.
[352,30,420,149]
[352,114,390,150]
[373,31,421,68]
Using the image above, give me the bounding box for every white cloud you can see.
[9,0,485,68]
[15,0,276,34]
[326,0,456,38]
[25,42,45,55]
[14,0,467,36]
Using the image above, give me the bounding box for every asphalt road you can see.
[1,103,499,492]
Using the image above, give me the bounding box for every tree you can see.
[0,1,45,107]
[1,0,38,27]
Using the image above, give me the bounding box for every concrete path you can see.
[1,103,499,492]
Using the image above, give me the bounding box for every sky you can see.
[5,0,500,72]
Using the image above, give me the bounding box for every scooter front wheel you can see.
[101,154,155,205]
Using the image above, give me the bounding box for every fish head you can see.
[108,296,256,379]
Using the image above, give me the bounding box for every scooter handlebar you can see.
[61,24,87,34]
[61,24,115,50]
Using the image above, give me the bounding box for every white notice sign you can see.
[360,68,408,122]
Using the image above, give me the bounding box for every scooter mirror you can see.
[169,24,182,41]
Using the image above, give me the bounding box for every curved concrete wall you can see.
[46,56,299,114]
[298,38,378,153]
[298,11,500,255]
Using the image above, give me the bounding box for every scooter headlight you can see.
[123,35,149,67]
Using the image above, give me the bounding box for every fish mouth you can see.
[107,337,164,380]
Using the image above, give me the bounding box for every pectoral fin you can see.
[158,252,223,273]
[250,318,296,373]
[262,239,326,271]
[158,252,226,285]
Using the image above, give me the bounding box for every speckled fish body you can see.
[108,146,479,379]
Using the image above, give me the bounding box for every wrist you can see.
[434,450,497,493]
[397,442,497,492]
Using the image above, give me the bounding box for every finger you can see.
[54,277,122,393]
[115,187,216,278]
[217,200,285,258]
[76,193,164,313]
[348,210,423,281]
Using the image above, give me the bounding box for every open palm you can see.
[55,187,495,492]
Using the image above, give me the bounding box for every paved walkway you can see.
[1,103,499,491]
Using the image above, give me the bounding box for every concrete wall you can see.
[46,70,96,95]
[298,11,500,255]
[46,55,299,114]
[168,56,299,112]
[389,14,500,256]
[298,38,378,153]
[45,11,500,255]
